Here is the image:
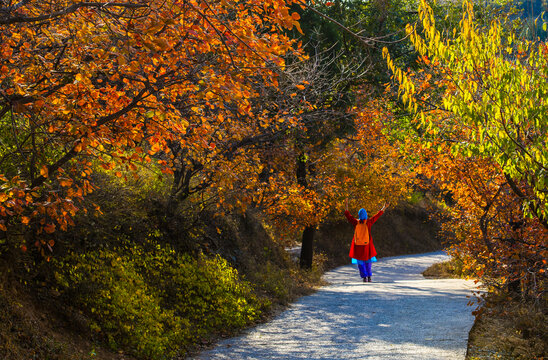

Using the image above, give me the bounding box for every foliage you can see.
[0,0,304,255]
[384,0,548,223]
[383,0,548,300]
[298,0,420,87]
[53,243,264,359]
[261,91,412,238]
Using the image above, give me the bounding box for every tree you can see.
[0,0,303,255]
[259,91,411,269]
[264,0,420,268]
[383,0,548,298]
[384,0,548,226]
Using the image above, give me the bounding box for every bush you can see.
[135,245,266,335]
[248,252,328,306]
[422,258,467,279]
[467,294,547,360]
[54,249,182,359]
[53,243,264,359]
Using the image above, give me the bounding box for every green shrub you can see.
[131,245,265,335]
[53,243,264,359]
[54,249,183,359]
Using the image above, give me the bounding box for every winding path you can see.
[193,252,477,360]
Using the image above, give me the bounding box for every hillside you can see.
[0,201,442,359]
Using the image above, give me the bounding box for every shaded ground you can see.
[193,252,477,360]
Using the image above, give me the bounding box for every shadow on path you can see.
[192,251,478,360]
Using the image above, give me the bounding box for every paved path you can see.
[193,252,477,360]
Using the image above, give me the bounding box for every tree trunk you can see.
[508,278,521,296]
[296,153,315,269]
[300,225,315,269]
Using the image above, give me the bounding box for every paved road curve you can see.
[193,252,477,360]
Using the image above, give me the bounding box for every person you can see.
[344,199,389,282]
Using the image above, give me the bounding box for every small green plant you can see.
[54,249,181,359]
[407,191,425,205]
[53,242,265,359]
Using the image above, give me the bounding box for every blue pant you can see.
[358,262,372,278]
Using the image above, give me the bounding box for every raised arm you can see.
[344,199,358,226]
[370,203,389,225]
[344,210,358,226]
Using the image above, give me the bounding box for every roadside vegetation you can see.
[1,0,546,359]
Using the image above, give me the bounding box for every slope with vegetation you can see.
[0,0,546,359]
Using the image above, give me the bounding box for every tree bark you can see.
[299,226,315,269]
[296,153,315,269]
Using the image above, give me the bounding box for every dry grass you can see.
[422,259,466,279]
[424,260,547,359]
[466,295,547,360]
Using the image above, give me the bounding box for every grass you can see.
[422,258,466,279]
[0,270,126,360]
[466,295,547,360]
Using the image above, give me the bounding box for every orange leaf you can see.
[44,223,56,234]
[293,21,304,35]
[59,178,73,187]
[40,165,49,178]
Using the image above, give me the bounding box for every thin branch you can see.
[0,2,147,25]
[0,0,31,13]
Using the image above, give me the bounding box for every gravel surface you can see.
[193,251,477,360]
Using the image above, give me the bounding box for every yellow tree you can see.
[383,0,548,298]
[384,0,548,225]
[259,92,411,267]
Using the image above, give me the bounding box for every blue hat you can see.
[358,208,368,220]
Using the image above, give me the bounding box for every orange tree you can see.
[257,91,411,267]
[0,0,303,256]
[242,0,423,268]
[383,0,547,298]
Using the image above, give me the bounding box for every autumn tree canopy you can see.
[383,0,547,299]
[0,0,304,254]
